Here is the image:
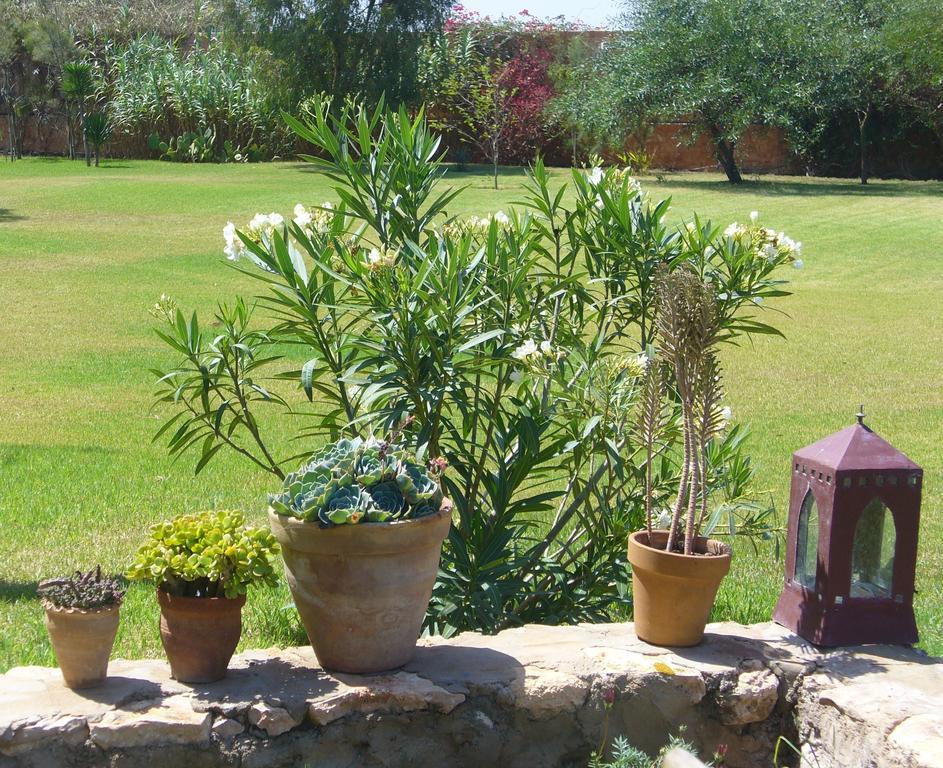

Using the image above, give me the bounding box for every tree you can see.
[218,0,452,108]
[589,0,808,183]
[882,0,943,155]
[83,110,110,166]
[62,61,94,165]
[421,29,516,189]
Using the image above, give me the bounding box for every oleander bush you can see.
[150,99,801,634]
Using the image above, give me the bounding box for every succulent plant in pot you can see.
[628,268,733,647]
[38,567,125,689]
[268,436,450,674]
[128,510,280,683]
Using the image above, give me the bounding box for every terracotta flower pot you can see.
[268,499,452,674]
[627,530,731,647]
[157,589,245,683]
[44,603,120,689]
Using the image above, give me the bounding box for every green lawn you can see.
[1,158,941,669]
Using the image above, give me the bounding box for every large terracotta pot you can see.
[157,589,245,683]
[627,530,732,647]
[44,603,120,689]
[269,499,452,674]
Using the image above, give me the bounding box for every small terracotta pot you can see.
[157,589,245,683]
[269,499,452,674]
[627,530,732,647]
[44,603,120,689]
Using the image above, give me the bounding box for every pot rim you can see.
[268,496,453,530]
[268,497,453,555]
[156,588,247,611]
[43,601,121,617]
[629,529,731,560]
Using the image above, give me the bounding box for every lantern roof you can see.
[794,422,920,472]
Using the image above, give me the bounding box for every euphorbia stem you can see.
[684,433,701,555]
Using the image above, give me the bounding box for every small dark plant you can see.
[38,567,125,611]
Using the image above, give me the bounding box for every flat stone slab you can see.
[0,622,940,768]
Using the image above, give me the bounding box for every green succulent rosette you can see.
[271,437,443,527]
[396,461,440,506]
[305,437,361,476]
[353,445,400,486]
[319,484,369,525]
[364,480,407,522]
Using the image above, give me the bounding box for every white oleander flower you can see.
[588,167,604,186]
[539,340,553,355]
[364,246,396,270]
[493,210,509,225]
[512,339,539,360]
[223,221,242,260]
[750,210,759,222]
[293,203,313,228]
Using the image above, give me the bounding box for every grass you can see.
[1,158,941,669]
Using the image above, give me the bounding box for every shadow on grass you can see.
[0,580,39,602]
[646,175,943,198]
[0,208,27,222]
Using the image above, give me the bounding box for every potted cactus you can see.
[38,566,125,689]
[628,268,732,647]
[268,436,451,674]
[128,510,280,683]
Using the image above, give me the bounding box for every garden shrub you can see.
[151,99,800,635]
[97,35,292,160]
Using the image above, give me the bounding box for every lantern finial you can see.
[856,404,866,427]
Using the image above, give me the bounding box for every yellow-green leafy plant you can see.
[128,510,280,598]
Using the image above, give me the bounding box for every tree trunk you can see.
[65,106,75,160]
[94,146,100,167]
[6,112,15,161]
[857,106,871,185]
[712,129,742,183]
[491,138,499,190]
[80,109,90,167]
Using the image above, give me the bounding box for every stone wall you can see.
[2,622,941,768]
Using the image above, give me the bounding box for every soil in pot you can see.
[44,604,120,689]
[157,590,245,683]
[627,530,731,647]
[269,500,452,674]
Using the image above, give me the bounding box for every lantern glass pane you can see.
[851,499,896,599]
[795,489,818,590]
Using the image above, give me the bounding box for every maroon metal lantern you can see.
[773,410,922,646]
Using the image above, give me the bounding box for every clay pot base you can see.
[44,604,120,689]
[157,590,245,683]
[627,530,732,647]
[269,500,452,675]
